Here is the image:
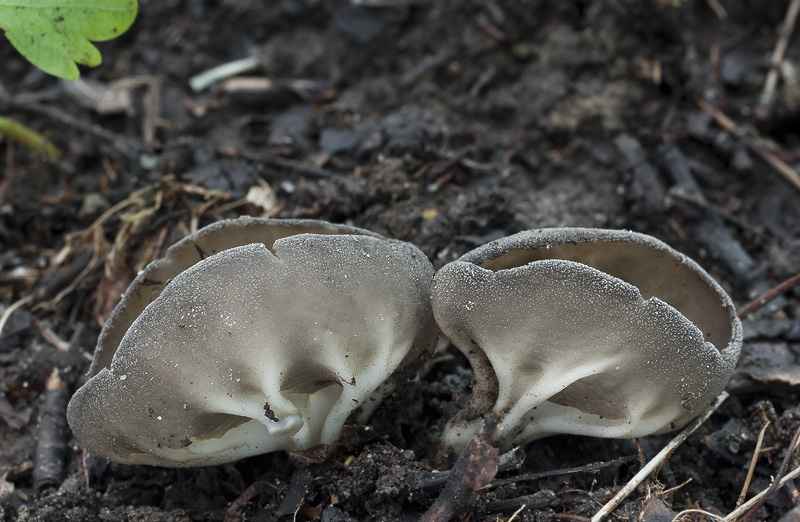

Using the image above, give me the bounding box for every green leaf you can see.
[0,0,138,81]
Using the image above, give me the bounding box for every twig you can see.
[706,0,727,19]
[491,456,635,488]
[737,272,800,318]
[710,44,728,110]
[733,467,800,517]
[142,75,163,146]
[661,478,693,497]
[508,504,527,522]
[0,295,32,342]
[755,0,800,119]
[189,56,259,92]
[694,97,800,193]
[666,187,765,238]
[736,420,770,507]
[236,149,337,179]
[724,424,800,521]
[591,392,729,522]
[37,322,71,352]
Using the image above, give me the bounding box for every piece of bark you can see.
[417,440,499,522]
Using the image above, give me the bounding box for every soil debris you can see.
[1,0,800,520]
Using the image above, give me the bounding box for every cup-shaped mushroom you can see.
[432,228,742,452]
[67,218,438,466]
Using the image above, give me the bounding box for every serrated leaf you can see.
[0,0,138,81]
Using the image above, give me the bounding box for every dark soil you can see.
[2,1,800,521]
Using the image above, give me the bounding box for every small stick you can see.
[236,149,337,179]
[694,97,800,193]
[710,44,728,110]
[590,392,728,522]
[667,187,766,238]
[142,75,163,146]
[32,370,69,490]
[706,0,727,19]
[0,295,32,342]
[755,0,800,119]
[491,456,635,488]
[507,504,527,522]
[736,420,770,507]
[660,477,692,496]
[737,272,800,319]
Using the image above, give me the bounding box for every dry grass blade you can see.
[507,504,527,522]
[737,272,800,318]
[660,478,692,497]
[591,392,729,522]
[673,508,725,522]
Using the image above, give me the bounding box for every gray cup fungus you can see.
[67,217,438,466]
[432,228,742,453]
